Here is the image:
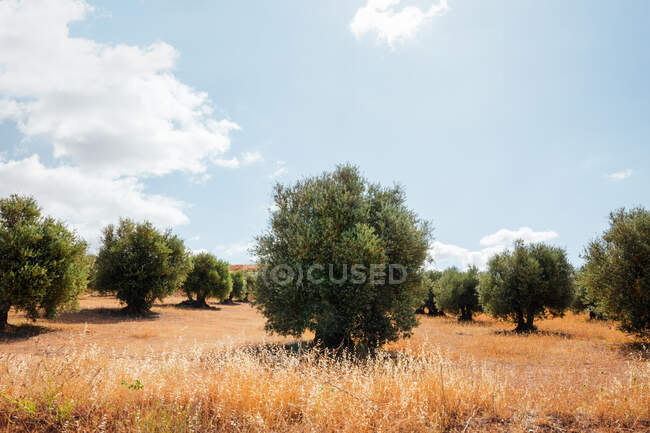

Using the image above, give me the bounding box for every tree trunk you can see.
[515,310,526,332]
[459,305,474,322]
[525,312,536,331]
[0,304,9,332]
[514,310,536,332]
[196,294,208,308]
[314,329,349,351]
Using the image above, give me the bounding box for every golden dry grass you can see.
[0,295,648,432]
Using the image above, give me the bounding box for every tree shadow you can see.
[52,307,160,324]
[493,329,574,339]
[169,300,222,311]
[617,342,649,360]
[0,323,54,342]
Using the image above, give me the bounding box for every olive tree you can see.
[94,219,189,315]
[0,195,88,330]
[253,165,431,353]
[434,266,480,321]
[581,207,650,340]
[228,270,245,303]
[183,253,231,307]
[242,270,258,302]
[416,270,444,316]
[479,240,574,332]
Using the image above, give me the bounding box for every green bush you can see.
[434,266,480,321]
[183,253,231,307]
[0,195,88,330]
[479,240,574,332]
[581,207,650,340]
[253,164,431,353]
[94,219,189,314]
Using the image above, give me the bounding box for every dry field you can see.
[0,294,648,432]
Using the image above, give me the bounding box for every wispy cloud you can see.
[606,169,633,181]
[350,0,449,49]
[241,151,263,166]
[215,242,254,260]
[268,161,288,179]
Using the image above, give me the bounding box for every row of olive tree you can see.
[417,242,574,333]
[253,165,649,354]
[409,208,648,337]
[92,219,255,312]
[0,195,254,329]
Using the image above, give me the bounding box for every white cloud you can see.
[0,155,188,246]
[214,242,254,260]
[430,227,560,270]
[0,0,240,178]
[479,227,559,247]
[241,151,263,166]
[606,169,633,181]
[350,0,448,49]
[268,160,288,179]
[0,0,254,245]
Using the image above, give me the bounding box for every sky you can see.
[0,0,648,269]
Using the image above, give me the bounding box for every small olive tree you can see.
[0,195,88,330]
[183,253,231,307]
[416,270,444,316]
[479,240,574,332]
[253,165,431,353]
[581,207,650,340]
[434,266,480,321]
[94,219,189,315]
[242,270,258,302]
[228,270,245,303]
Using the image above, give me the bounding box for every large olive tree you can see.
[253,165,431,353]
[479,240,574,332]
[94,219,189,315]
[0,195,88,330]
[434,266,480,321]
[581,207,650,340]
[183,253,231,307]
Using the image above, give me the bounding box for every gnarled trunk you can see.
[0,304,9,331]
[314,329,350,351]
[459,305,473,322]
[196,294,208,308]
[514,310,536,332]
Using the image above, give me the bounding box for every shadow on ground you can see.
[0,323,54,342]
[617,342,649,360]
[493,329,574,339]
[52,308,160,324]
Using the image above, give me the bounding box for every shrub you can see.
[228,270,245,302]
[253,164,431,353]
[183,253,231,307]
[581,207,650,340]
[434,266,480,321]
[94,219,189,315]
[479,240,574,332]
[0,195,88,330]
[416,270,444,316]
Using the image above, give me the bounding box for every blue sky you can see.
[0,0,648,268]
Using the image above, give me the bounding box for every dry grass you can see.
[0,295,648,432]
